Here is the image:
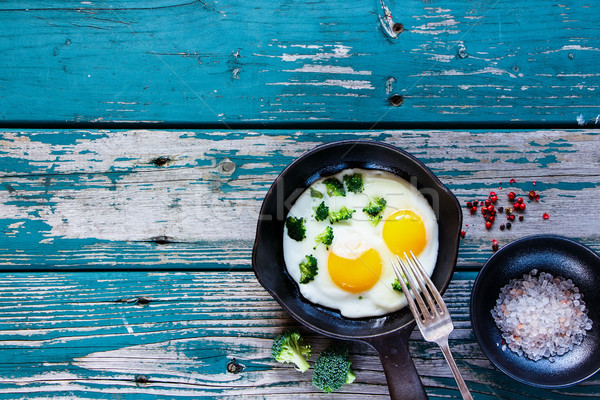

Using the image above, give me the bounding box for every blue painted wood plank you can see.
[0,1,599,123]
[0,271,597,399]
[1,129,599,271]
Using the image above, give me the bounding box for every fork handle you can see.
[367,323,428,400]
[437,338,473,400]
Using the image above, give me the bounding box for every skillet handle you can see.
[366,322,428,400]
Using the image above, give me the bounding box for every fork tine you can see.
[395,255,431,319]
[409,250,448,314]
[403,252,438,316]
[390,257,422,321]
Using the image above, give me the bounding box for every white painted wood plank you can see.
[1,129,599,269]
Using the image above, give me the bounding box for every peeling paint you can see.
[255,44,352,62]
[282,65,371,75]
[419,67,518,78]
[540,45,600,54]
[377,0,400,39]
[385,77,396,95]
[267,79,374,90]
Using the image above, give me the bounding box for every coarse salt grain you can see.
[491,269,593,361]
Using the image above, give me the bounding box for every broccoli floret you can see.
[362,197,387,226]
[312,344,356,393]
[285,216,306,241]
[363,197,387,216]
[313,201,329,222]
[329,206,355,224]
[323,178,346,197]
[369,214,383,226]
[314,226,334,250]
[310,187,324,199]
[299,255,318,284]
[271,330,312,373]
[392,275,411,293]
[343,173,364,194]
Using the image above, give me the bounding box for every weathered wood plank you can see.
[0,1,599,123]
[0,271,597,399]
[1,129,599,270]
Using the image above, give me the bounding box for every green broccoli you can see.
[285,216,306,241]
[312,344,356,393]
[314,226,334,250]
[369,214,383,226]
[392,275,411,293]
[313,201,329,222]
[362,197,387,226]
[323,178,346,197]
[271,330,312,373]
[310,187,324,199]
[299,255,318,284]
[363,197,387,216]
[329,206,355,224]
[343,173,364,193]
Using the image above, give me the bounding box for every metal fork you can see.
[391,251,473,400]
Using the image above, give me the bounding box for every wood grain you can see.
[1,129,599,271]
[0,271,596,399]
[0,1,599,123]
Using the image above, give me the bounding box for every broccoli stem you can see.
[346,370,356,384]
[291,342,310,372]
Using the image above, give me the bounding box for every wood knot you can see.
[135,375,149,385]
[388,94,404,107]
[151,156,171,167]
[226,358,244,374]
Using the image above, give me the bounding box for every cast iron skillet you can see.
[471,235,600,388]
[252,140,462,399]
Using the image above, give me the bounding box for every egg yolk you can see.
[328,248,382,293]
[382,209,427,256]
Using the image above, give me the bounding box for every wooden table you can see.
[1,1,599,399]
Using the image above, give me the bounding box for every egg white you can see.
[283,168,439,318]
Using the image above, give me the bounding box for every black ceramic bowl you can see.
[253,140,462,400]
[471,235,600,388]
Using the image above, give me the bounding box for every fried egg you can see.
[282,168,439,318]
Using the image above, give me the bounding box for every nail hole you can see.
[389,94,404,107]
[227,358,244,374]
[512,65,520,72]
[392,23,404,34]
[218,159,236,175]
[151,156,171,167]
[135,375,149,385]
[568,53,574,59]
